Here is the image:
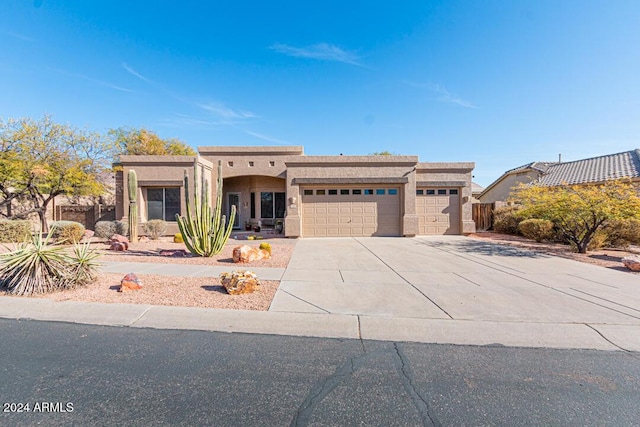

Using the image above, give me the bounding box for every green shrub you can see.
[143,219,167,240]
[94,221,117,239]
[602,218,640,248]
[493,205,523,235]
[50,221,85,244]
[114,219,128,237]
[259,242,272,255]
[518,218,554,242]
[0,232,100,295]
[0,220,33,243]
[174,233,184,243]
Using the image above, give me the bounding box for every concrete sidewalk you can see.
[1,236,639,352]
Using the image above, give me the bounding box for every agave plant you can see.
[0,229,101,296]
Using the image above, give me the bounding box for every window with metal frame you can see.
[147,187,180,221]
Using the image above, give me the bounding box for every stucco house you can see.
[114,146,476,238]
[477,149,640,204]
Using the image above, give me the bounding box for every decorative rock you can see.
[83,229,95,240]
[232,245,271,263]
[622,255,640,271]
[110,234,130,244]
[219,271,261,295]
[159,249,190,257]
[109,241,128,251]
[119,273,143,292]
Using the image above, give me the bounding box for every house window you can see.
[261,192,286,219]
[228,161,234,167]
[249,161,254,167]
[250,192,256,218]
[269,161,275,167]
[147,188,180,221]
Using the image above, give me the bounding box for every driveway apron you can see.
[270,236,640,328]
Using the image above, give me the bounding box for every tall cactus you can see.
[127,169,138,242]
[176,159,235,257]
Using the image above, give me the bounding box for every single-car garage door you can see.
[416,188,460,235]
[302,187,401,237]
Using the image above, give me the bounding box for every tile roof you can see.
[505,161,557,175]
[537,149,640,186]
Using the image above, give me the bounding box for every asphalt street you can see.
[1,318,639,426]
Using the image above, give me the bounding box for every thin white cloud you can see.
[122,63,152,83]
[54,68,134,93]
[406,81,478,109]
[159,114,238,128]
[244,130,289,145]
[3,31,35,42]
[199,102,257,120]
[270,42,362,66]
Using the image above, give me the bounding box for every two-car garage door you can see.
[300,186,461,237]
[302,187,401,237]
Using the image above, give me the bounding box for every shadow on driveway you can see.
[414,238,551,258]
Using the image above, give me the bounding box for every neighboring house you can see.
[471,182,484,203]
[477,149,640,204]
[113,146,476,238]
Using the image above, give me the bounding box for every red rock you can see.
[119,273,143,292]
[622,255,640,271]
[84,230,95,240]
[110,234,130,244]
[109,241,128,251]
[232,245,271,263]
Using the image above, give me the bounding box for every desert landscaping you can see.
[2,230,638,313]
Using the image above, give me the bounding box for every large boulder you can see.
[119,273,143,292]
[232,245,271,263]
[219,271,261,295]
[622,255,640,272]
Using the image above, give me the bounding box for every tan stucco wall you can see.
[114,155,212,236]
[199,146,302,180]
[284,156,419,237]
[478,170,540,204]
[416,162,476,234]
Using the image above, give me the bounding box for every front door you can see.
[228,193,240,229]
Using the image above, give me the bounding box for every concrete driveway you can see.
[271,236,640,342]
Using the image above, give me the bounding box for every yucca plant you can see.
[0,228,101,296]
[67,240,101,286]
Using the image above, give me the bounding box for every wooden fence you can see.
[472,203,494,231]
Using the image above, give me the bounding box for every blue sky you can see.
[1,0,639,187]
